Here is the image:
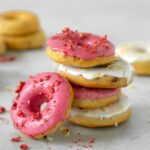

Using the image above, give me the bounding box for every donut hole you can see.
[40,102,47,111]
[29,94,48,113]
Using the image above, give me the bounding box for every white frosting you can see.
[58,57,133,83]
[116,42,150,63]
[68,94,131,120]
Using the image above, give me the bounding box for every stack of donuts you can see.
[10,28,134,139]
[46,28,134,127]
[0,10,45,52]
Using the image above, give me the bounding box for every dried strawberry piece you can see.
[11,136,21,142]
[13,122,18,128]
[21,120,27,127]
[20,144,28,150]
[15,82,25,93]
[0,106,6,113]
[17,110,25,117]
[100,35,107,41]
[33,80,38,84]
[12,103,17,110]
[40,78,43,82]
[32,112,42,120]
[55,80,61,86]
[44,75,51,80]
[47,93,53,101]
[48,86,54,93]
[0,55,15,62]
[89,138,95,143]
[9,56,15,61]
[62,27,70,33]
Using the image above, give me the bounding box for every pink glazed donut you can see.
[11,72,73,139]
[72,84,121,109]
[46,28,115,67]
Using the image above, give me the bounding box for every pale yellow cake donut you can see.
[0,10,39,36]
[59,57,133,88]
[116,42,150,75]
[2,30,45,50]
[46,47,115,68]
[68,95,131,127]
[72,89,121,109]
[0,37,6,55]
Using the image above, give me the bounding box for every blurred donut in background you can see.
[0,10,46,50]
[0,37,6,55]
[116,42,150,75]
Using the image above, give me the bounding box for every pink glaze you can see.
[73,85,120,100]
[11,72,70,137]
[47,28,115,60]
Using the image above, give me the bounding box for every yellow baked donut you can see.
[2,30,45,50]
[59,57,133,88]
[46,28,115,67]
[68,94,131,127]
[0,37,6,55]
[0,10,39,36]
[72,84,121,109]
[117,42,150,75]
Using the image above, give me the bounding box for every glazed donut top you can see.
[73,85,120,100]
[69,94,130,119]
[59,57,133,83]
[116,42,150,63]
[47,28,115,60]
[11,72,70,137]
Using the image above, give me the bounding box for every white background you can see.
[0,0,150,150]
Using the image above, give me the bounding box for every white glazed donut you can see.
[67,94,131,127]
[59,57,133,88]
[116,42,150,75]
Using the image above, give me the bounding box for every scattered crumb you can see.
[44,136,53,141]
[72,137,95,149]
[129,85,136,89]
[59,127,71,137]
[0,55,15,63]
[115,123,118,127]
[4,88,15,92]
[20,144,28,150]
[0,106,6,114]
[11,136,21,142]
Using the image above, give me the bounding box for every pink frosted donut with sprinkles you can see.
[46,28,115,67]
[10,72,73,139]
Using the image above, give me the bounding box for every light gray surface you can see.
[0,0,150,150]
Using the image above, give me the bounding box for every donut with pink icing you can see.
[46,28,115,67]
[72,84,121,109]
[10,72,73,139]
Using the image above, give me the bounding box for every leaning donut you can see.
[10,72,73,139]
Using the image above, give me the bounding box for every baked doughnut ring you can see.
[2,30,45,50]
[72,84,121,109]
[59,57,133,88]
[11,72,73,139]
[0,37,6,55]
[46,28,115,67]
[0,11,39,36]
[68,95,131,127]
[117,42,150,75]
